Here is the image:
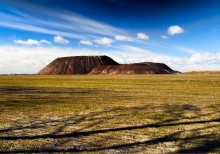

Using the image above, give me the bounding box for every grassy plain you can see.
[0,74,219,153]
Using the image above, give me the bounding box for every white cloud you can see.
[94,37,115,46]
[0,45,100,74]
[0,45,220,74]
[115,45,220,68]
[79,40,93,46]
[114,35,132,41]
[168,25,184,35]
[14,39,51,45]
[115,45,220,71]
[188,52,220,65]
[14,39,40,45]
[137,33,149,40]
[161,35,169,39]
[54,36,69,44]
[40,40,52,45]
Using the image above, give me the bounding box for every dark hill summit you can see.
[90,62,176,74]
[38,56,119,75]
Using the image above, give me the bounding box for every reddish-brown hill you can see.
[90,62,177,74]
[38,56,119,75]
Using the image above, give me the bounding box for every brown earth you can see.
[38,56,119,75]
[90,62,177,75]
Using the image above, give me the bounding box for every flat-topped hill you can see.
[38,56,119,75]
[90,62,177,75]
[38,55,179,75]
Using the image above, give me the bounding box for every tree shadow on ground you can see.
[0,86,133,108]
[0,87,219,153]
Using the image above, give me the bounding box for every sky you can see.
[0,0,220,74]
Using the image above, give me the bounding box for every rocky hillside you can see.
[90,62,177,74]
[38,56,119,75]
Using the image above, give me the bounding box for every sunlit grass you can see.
[0,74,219,153]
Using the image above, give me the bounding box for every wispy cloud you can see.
[14,39,51,45]
[40,40,52,45]
[0,1,171,50]
[174,46,198,54]
[0,22,85,39]
[161,35,169,39]
[79,40,93,46]
[114,35,132,41]
[0,2,127,40]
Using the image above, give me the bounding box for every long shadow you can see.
[0,127,218,153]
[0,106,126,134]
[0,86,111,94]
[178,139,220,153]
[0,103,219,153]
[0,117,219,140]
[0,86,134,107]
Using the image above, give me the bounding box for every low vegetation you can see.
[187,70,220,74]
[0,74,219,153]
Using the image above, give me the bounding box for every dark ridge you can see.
[38,56,119,75]
[90,62,177,74]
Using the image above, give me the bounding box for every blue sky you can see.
[0,0,220,74]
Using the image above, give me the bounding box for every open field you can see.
[0,74,219,153]
[187,70,220,74]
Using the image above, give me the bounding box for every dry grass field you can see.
[0,74,219,153]
[187,70,220,74]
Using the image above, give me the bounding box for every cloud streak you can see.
[14,39,51,45]
[161,35,169,39]
[115,35,132,41]
[174,46,198,54]
[79,40,93,46]
[0,2,127,40]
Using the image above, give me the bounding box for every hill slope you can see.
[38,56,119,75]
[90,62,177,74]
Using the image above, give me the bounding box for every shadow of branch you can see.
[0,103,219,153]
